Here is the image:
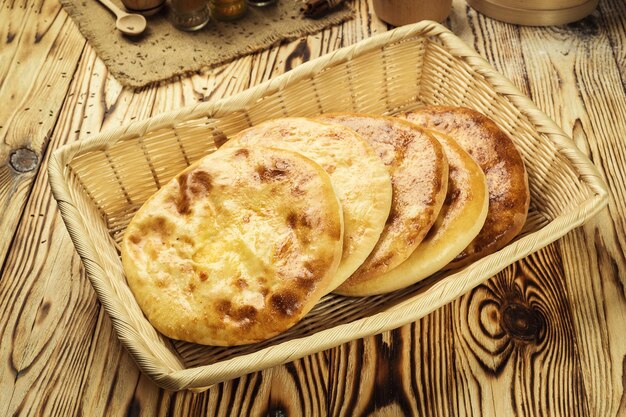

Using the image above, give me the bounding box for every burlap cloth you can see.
[60,0,353,88]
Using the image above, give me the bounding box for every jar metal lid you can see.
[467,0,598,26]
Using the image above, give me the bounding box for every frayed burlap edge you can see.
[60,0,354,90]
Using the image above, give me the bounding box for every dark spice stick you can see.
[302,0,346,18]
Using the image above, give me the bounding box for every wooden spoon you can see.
[96,0,147,36]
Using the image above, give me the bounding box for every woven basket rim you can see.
[48,20,608,390]
[149,195,607,389]
[49,20,608,201]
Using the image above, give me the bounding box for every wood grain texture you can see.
[598,0,625,90]
[0,0,624,416]
[0,0,85,269]
[515,12,626,417]
[325,249,593,417]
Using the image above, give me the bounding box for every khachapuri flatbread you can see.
[223,117,392,292]
[399,106,530,268]
[367,129,489,294]
[318,113,449,296]
[122,146,343,346]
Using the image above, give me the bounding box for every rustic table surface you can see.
[1,0,625,415]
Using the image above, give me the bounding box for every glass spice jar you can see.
[210,0,247,20]
[170,0,211,31]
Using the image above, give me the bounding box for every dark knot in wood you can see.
[501,303,544,342]
[271,408,287,417]
[9,147,38,173]
[566,14,599,37]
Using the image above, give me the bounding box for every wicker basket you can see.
[48,21,607,391]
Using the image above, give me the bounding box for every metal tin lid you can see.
[467,0,598,26]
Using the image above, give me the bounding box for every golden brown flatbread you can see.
[366,129,489,294]
[318,113,448,296]
[399,106,530,268]
[223,117,392,292]
[121,146,343,346]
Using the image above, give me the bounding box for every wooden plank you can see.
[326,249,592,417]
[598,0,625,90]
[0,0,85,270]
[455,249,591,417]
[450,2,531,96]
[516,11,626,417]
[326,303,454,416]
[0,47,108,417]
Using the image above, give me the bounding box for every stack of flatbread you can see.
[121,106,530,346]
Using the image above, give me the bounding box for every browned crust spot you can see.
[234,148,249,158]
[327,221,342,241]
[299,214,311,228]
[216,300,232,315]
[445,186,462,206]
[189,171,213,195]
[287,212,298,229]
[213,132,228,148]
[140,216,173,239]
[287,212,312,230]
[232,305,258,322]
[174,173,190,215]
[171,170,213,215]
[295,277,316,292]
[269,291,300,317]
[214,300,258,327]
[256,163,288,182]
[303,259,325,278]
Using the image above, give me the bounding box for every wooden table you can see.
[1,0,625,415]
